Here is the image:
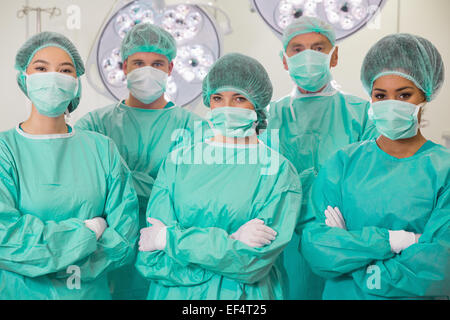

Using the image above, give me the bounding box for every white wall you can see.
[1,0,449,145]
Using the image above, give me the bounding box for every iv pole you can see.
[17,6,62,33]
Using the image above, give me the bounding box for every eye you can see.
[399,92,412,100]
[235,96,247,103]
[374,93,386,100]
[61,68,74,74]
[315,47,324,52]
[34,66,46,72]
[134,61,144,66]
[212,96,221,102]
[152,62,163,68]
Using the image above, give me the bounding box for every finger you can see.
[147,217,159,225]
[330,208,345,229]
[334,207,344,219]
[249,218,264,225]
[253,232,274,244]
[331,207,344,223]
[252,235,272,246]
[324,209,339,227]
[327,209,342,228]
[254,228,276,240]
[324,208,333,220]
[327,207,342,228]
[325,219,332,227]
[256,224,277,237]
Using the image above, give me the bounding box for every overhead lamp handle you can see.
[187,1,233,35]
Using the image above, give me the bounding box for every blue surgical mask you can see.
[26,72,79,118]
[209,107,257,138]
[368,100,425,140]
[127,66,168,104]
[284,47,335,92]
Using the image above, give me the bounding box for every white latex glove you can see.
[230,218,277,248]
[84,217,107,240]
[139,217,167,252]
[388,230,421,254]
[324,206,347,230]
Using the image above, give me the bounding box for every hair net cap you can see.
[202,53,273,133]
[121,23,177,62]
[282,16,336,51]
[361,33,445,101]
[15,31,85,76]
[202,53,273,111]
[15,31,85,113]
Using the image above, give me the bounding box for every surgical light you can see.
[252,0,386,42]
[87,0,223,107]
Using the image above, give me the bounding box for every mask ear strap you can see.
[327,46,337,64]
[417,102,428,128]
[64,108,71,119]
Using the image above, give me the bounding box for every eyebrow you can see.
[32,60,74,68]
[373,87,415,92]
[211,93,244,97]
[311,41,327,46]
[130,59,166,64]
[32,59,49,65]
[395,86,414,91]
[58,62,75,68]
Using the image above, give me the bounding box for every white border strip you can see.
[16,124,75,140]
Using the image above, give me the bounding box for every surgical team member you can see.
[75,23,210,299]
[135,53,305,299]
[0,32,139,299]
[302,33,449,299]
[261,16,378,300]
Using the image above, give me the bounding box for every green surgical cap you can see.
[282,16,336,51]
[121,23,177,62]
[361,33,445,102]
[202,53,273,111]
[15,31,84,113]
[202,53,273,133]
[15,31,84,75]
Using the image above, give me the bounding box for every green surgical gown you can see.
[0,126,139,300]
[135,140,306,299]
[75,101,211,299]
[261,90,378,300]
[301,139,450,299]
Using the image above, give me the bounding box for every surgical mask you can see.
[209,107,257,138]
[368,100,425,140]
[26,72,79,118]
[127,66,168,104]
[285,47,335,92]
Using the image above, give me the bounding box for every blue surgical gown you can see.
[261,90,378,300]
[75,101,211,299]
[136,140,305,299]
[0,125,139,299]
[302,139,450,299]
